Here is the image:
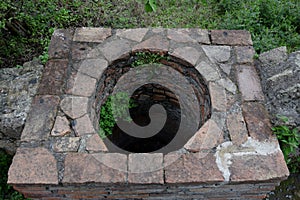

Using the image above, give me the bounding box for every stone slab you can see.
[227,111,248,145]
[209,82,227,112]
[66,72,97,97]
[78,58,108,80]
[167,29,197,43]
[128,153,164,184]
[37,59,69,95]
[211,30,253,46]
[235,46,255,64]
[48,29,73,59]
[52,137,80,152]
[51,116,71,137]
[8,147,58,184]
[236,65,264,101]
[21,95,60,141]
[99,39,132,63]
[196,61,220,82]
[73,27,112,43]
[171,46,201,66]
[132,35,169,53]
[63,153,127,184]
[73,114,95,136]
[116,28,149,42]
[60,96,88,119]
[202,45,231,63]
[86,134,108,152]
[164,152,224,183]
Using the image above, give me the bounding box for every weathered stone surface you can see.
[184,119,223,152]
[73,27,112,42]
[128,153,164,184]
[48,29,73,59]
[220,63,232,75]
[38,59,69,95]
[230,152,289,182]
[99,39,131,63]
[63,153,127,183]
[235,46,255,64]
[167,29,196,43]
[21,95,60,141]
[217,78,237,94]
[236,65,264,101]
[66,72,97,97]
[132,35,169,53]
[51,116,71,137]
[0,61,43,141]
[78,58,108,80]
[116,28,149,42]
[194,29,210,44]
[202,45,231,63]
[52,137,80,152]
[171,46,201,66]
[8,147,58,184]
[227,111,248,145]
[164,152,224,183]
[196,61,220,82]
[86,134,108,152]
[60,96,88,119]
[259,46,288,66]
[71,43,94,60]
[242,102,275,142]
[73,114,95,136]
[211,30,253,46]
[209,82,227,112]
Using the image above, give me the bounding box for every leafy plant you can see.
[145,0,157,12]
[131,52,166,67]
[99,92,136,139]
[272,116,300,173]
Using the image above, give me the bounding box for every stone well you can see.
[8,28,289,200]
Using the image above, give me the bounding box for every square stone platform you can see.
[8,28,289,200]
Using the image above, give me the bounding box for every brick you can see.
[78,58,108,80]
[235,46,255,64]
[227,111,248,145]
[167,29,197,43]
[52,137,80,152]
[21,95,60,141]
[51,116,71,137]
[48,29,73,59]
[132,35,169,53]
[171,46,201,66]
[63,153,127,184]
[184,119,223,152]
[202,45,231,63]
[8,147,58,184]
[211,30,253,46]
[230,152,289,182]
[73,27,112,42]
[128,153,164,184]
[66,71,97,97]
[164,152,224,183]
[86,134,108,152]
[236,65,264,101]
[116,28,149,42]
[242,102,275,142]
[73,114,95,136]
[38,59,69,95]
[60,96,88,119]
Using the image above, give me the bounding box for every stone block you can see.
[51,116,71,137]
[167,29,197,43]
[196,61,220,82]
[211,30,253,46]
[78,58,108,80]
[132,35,169,53]
[236,65,264,101]
[60,96,88,119]
[73,27,112,43]
[86,134,108,152]
[116,28,149,42]
[63,153,127,184]
[230,152,289,182]
[73,114,95,136]
[66,72,97,97]
[209,82,227,112]
[48,29,73,59]
[202,45,231,63]
[227,111,248,145]
[21,95,60,141]
[8,147,58,184]
[164,152,224,183]
[38,60,69,95]
[52,137,80,152]
[171,46,201,66]
[99,39,132,63]
[235,46,255,64]
[128,153,164,184]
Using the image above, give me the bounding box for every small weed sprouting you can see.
[272,116,300,173]
[131,52,166,67]
[99,92,137,139]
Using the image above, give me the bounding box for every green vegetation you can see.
[131,52,166,67]
[0,150,28,200]
[272,116,300,173]
[0,0,299,68]
[99,92,136,139]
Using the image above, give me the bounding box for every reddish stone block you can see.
[38,59,69,95]
[236,65,264,101]
[164,152,224,183]
[230,152,289,182]
[63,153,127,184]
[242,102,276,142]
[128,153,164,184]
[227,111,248,145]
[48,29,73,59]
[86,134,108,152]
[8,147,58,184]
[211,30,253,46]
[21,95,60,141]
[132,35,169,53]
[235,46,255,64]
